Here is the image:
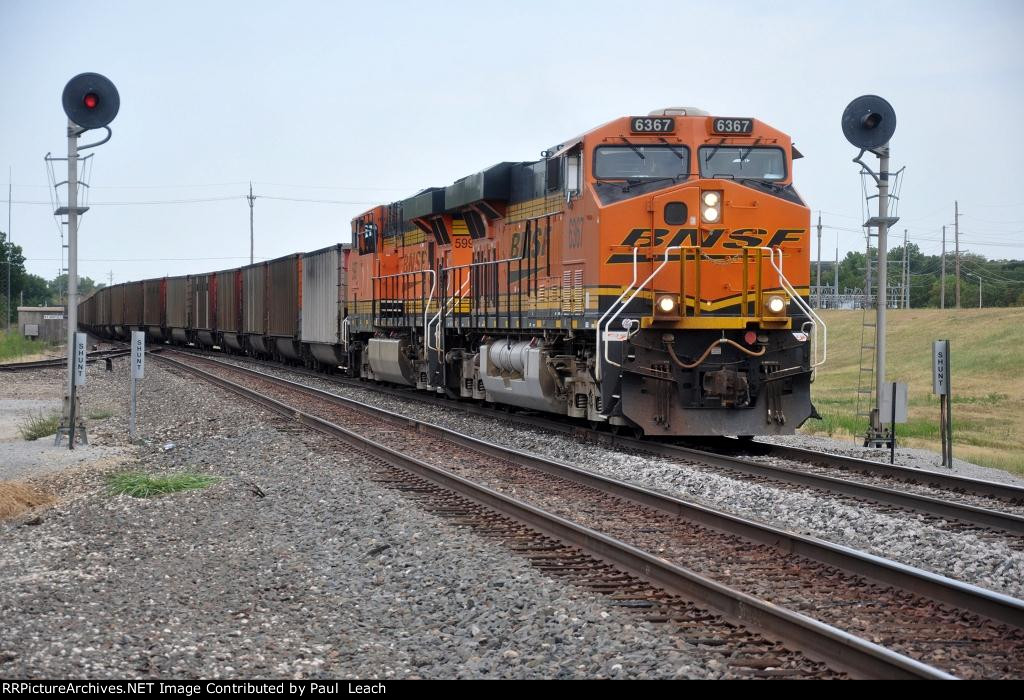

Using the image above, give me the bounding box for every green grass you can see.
[0,330,51,362]
[804,308,1024,476]
[18,412,61,441]
[107,472,221,498]
[87,409,114,420]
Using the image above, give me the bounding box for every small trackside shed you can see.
[19,306,67,344]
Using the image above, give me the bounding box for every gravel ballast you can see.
[0,358,745,679]
[192,355,1024,599]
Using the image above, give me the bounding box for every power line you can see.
[25,255,272,263]
[1,194,377,206]
[1,196,240,206]
[258,195,376,205]
[2,180,416,192]
[960,261,1024,285]
[254,181,414,192]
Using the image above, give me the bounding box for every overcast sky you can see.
[2,0,1022,285]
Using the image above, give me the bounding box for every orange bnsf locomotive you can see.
[346,107,824,436]
[80,107,824,437]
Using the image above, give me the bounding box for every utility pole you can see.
[816,212,822,307]
[247,182,255,265]
[834,240,839,309]
[940,226,946,310]
[6,167,11,331]
[954,201,961,309]
[107,270,114,285]
[901,229,908,309]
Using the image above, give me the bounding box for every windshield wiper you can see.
[737,177,785,193]
[703,137,728,165]
[621,175,688,192]
[737,137,762,164]
[620,136,645,160]
[658,137,685,160]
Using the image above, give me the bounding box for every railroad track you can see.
[0,347,131,372]
[736,437,1024,509]
[153,348,1024,679]
[164,346,1024,542]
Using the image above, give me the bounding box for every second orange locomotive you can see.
[346,107,825,436]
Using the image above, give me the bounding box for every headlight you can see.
[765,295,786,314]
[700,190,722,223]
[657,295,677,314]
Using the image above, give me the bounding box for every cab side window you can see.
[359,221,377,254]
[565,152,581,198]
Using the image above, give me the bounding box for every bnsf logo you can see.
[606,227,804,263]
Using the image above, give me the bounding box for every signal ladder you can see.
[855,309,876,424]
[855,241,877,426]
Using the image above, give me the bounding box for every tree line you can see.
[815,242,1024,307]
[1,230,104,325]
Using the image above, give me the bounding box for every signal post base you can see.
[54,394,88,447]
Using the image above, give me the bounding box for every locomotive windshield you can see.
[594,145,690,180]
[699,146,787,181]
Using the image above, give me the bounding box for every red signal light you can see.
[84,93,98,109]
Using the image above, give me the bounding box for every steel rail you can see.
[158,349,1024,630]
[744,438,1024,503]
[616,437,1024,536]
[152,351,955,680]
[0,348,131,372]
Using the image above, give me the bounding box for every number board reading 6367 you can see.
[630,117,675,133]
[711,117,754,134]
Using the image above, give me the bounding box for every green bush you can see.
[18,412,61,441]
[107,472,220,498]
[0,330,50,361]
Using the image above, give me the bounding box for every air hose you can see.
[663,335,766,370]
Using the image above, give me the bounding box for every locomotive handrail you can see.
[595,247,639,382]
[440,256,523,273]
[427,274,470,355]
[371,268,436,357]
[597,246,827,386]
[429,255,539,355]
[759,247,827,368]
[600,246,684,382]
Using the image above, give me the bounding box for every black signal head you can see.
[62,72,120,129]
[841,95,896,150]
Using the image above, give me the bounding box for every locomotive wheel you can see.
[611,424,640,439]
